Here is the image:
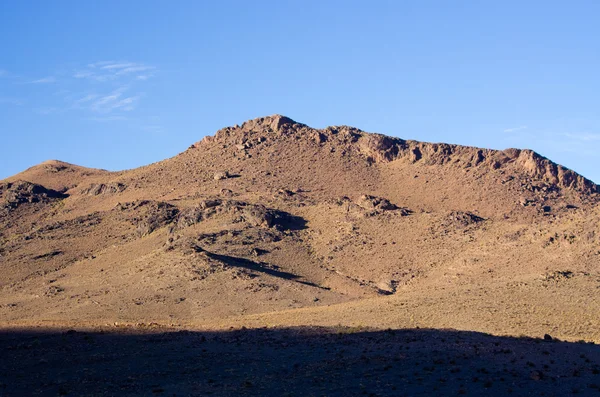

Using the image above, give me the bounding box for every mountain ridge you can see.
[1,114,599,345]
[192,114,598,194]
[5,114,597,196]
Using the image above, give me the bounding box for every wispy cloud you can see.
[73,71,94,79]
[13,60,155,122]
[75,61,156,82]
[96,62,135,70]
[0,97,24,106]
[35,107,61,115]
[0,69,7,77]
[88,115,128,122]
[77,86,141,114]
[30,76,56,84]
[504,125,528,133]
[73,93,99,105]
[560,132,600,142]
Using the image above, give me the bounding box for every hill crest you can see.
[191,114,598,195]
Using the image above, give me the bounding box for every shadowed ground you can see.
[0,327,599,396]
[205,252,329,290]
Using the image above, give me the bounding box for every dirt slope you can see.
[1,115,599,343]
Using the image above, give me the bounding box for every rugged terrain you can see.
[1,115,599,395]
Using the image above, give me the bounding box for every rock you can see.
[276,189,295,197]
[134,201,180,237]
[530,370,544,381]
[543,270,574,282]
[543,334,553,341]
[445,211,485,227]
[45,285,65,297]
[0,180,67,210]
[410,147,422,163]
[199,199,222,209]
[177,206,205,228]
[242,205,275,227]
[81,182,126,196]
[519,197,534,206]
[376,280,397,295]
[338,195,410,217]
[358,134,403,163]
[313,131,327,144]
[165,236,204,255]
[251,248,268,257]
[214,171,230,181]
[176,200,301,231]
[515,149,598,194]
[357,195,398,212]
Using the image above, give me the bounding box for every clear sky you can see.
[1,1,599,183]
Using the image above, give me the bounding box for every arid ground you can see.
[1,115,599,395]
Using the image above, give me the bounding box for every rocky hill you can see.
[1,115,599,344]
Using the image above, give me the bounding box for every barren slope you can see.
[1,115,599,343]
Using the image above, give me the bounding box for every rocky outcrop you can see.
[177,199,305,231]
[356,195,399,212]
[513,150,597,194]
[332,195,411,217]
[195,115,307,148]
[0,180,67,210]
[191,115,598,195]
[444,211,486,228]
[81,182,127,196]
[358,134,404,163]
[115,201,180,237]
[357,135,597,194]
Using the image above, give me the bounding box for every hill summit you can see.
[196,115,597,194]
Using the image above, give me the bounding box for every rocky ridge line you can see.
[193,115,598,195]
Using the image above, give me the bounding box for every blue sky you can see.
[1,1,599,183]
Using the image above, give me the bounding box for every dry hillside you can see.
[1,115,599,342]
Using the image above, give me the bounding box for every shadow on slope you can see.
[276,212,308,231]
[0,327,599,396]
[206,251,329,290]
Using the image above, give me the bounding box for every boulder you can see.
[214,171,230,181]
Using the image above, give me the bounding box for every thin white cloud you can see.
[88,61,123,68]
[74,93,99,105]
[561,132,600,142]
[88,115,128,122]
[74,71,94,79]
[30,76,56,84]
[504,125,528,133]
[116,66,153,75]
[15,61,153,117]
[75,61,155,81]
[0,97,23,106]
[99,62,136,70]
[0,69,7,77]
[35,107,61,115]
[88,87,141,113]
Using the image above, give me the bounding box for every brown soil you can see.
[1,115,599,395]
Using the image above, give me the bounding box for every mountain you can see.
[1,115,599,343]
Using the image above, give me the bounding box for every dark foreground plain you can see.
[1,326,599,396]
